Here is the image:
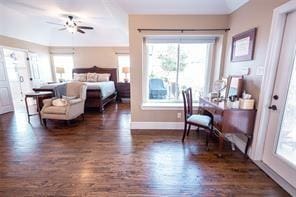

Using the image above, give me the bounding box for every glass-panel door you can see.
[262,11,296,188]
[276,55,296,166]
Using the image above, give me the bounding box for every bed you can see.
[33,66,118,112]
[73,66,117,112]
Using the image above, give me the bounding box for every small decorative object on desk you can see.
[239,91,255,109]
[212,80,226,102]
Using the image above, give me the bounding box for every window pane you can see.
[276,55,296,166]
[53,55,74,81]
[147,44,178,101]
[179,43,209,101]
[118,55,130,82]
[147,43,209,102]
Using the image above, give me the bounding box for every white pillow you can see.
[52,99,68,107]
[87,73,97,82]
[73,73,87,82]
[97,73,110,82]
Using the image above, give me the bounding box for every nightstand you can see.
[116,82,130,102]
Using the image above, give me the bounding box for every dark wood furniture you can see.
[116,82,130,102]
[182,88,213,146]
[72,66,118,112]
[199,97,256,157]
[25,91,53,124]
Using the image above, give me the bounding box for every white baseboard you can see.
[130,121,184,130]
[131,121,249,155]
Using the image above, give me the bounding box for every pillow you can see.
[97,73,111,82]
[87,73,97,82]
[52,98,68,107]
[73,73,87,82]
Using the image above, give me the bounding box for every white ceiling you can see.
[0,0,249,47]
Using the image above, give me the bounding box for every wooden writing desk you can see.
[199,97,256,156]
[25,91,53,124]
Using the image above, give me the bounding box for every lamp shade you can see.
[56,67,65,74]
[122,66,130,74]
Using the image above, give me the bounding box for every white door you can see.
[3,48,32,109]
[0,48,14,114]
[28,52,41,88]
[262,11,296,188]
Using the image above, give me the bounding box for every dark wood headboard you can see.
[72,66,117,83]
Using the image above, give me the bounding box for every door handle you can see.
[268,105,277,111]
[273,95,279,100]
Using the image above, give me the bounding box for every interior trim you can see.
[254,161,296,196]
[131,121,185,130]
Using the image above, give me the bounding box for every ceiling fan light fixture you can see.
[67,25,77,33]
[48,15,93,34]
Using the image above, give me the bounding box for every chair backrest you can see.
[66,82,87,99]
[182,88,193,121]
[149,78,165,90]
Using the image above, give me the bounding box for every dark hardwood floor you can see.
[0,103,289,196]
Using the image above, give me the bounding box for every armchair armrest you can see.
[68,98,83,105]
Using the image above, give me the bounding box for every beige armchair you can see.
[41,82,87,126]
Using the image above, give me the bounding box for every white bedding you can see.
[84,81,115,98]
[39,81,116,99]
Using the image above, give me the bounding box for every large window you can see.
[118,55,130,83]
[52,55,74,81]
[145,36,214,103]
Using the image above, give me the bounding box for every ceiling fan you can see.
[47,15,94,34]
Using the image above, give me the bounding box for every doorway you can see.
[262,10,296,189]
[3,48,32,112]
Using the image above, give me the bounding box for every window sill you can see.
[141,102,200,110]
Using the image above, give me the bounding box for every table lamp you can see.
[122,66,130,83]
[56,67,65,82]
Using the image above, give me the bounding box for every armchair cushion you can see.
[52,99,67,107]
[43,106,66,114]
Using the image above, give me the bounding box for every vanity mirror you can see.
[225,75,244,99]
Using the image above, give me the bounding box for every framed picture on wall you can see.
[231,28,257,62]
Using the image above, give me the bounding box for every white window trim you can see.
[116,53,130,83]
[141,36,216,109]
[51,54,74,81]
[141,102,201,110]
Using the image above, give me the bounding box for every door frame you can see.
[250,0,296,194]
[251,0,296,160]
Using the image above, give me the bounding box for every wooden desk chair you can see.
[182,88,213,147]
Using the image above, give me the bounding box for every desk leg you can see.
[24,96,30,123]
[244,136,252,158]
[218,135,224,158]
[36,96,42,125]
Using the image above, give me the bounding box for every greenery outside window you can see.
[144,36,215,104]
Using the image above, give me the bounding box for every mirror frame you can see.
[225,75,244,99]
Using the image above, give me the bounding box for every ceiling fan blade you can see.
[77,29,85,34]
[46,21,64,26]
[58,28,67,31]
[77,26,94,30]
